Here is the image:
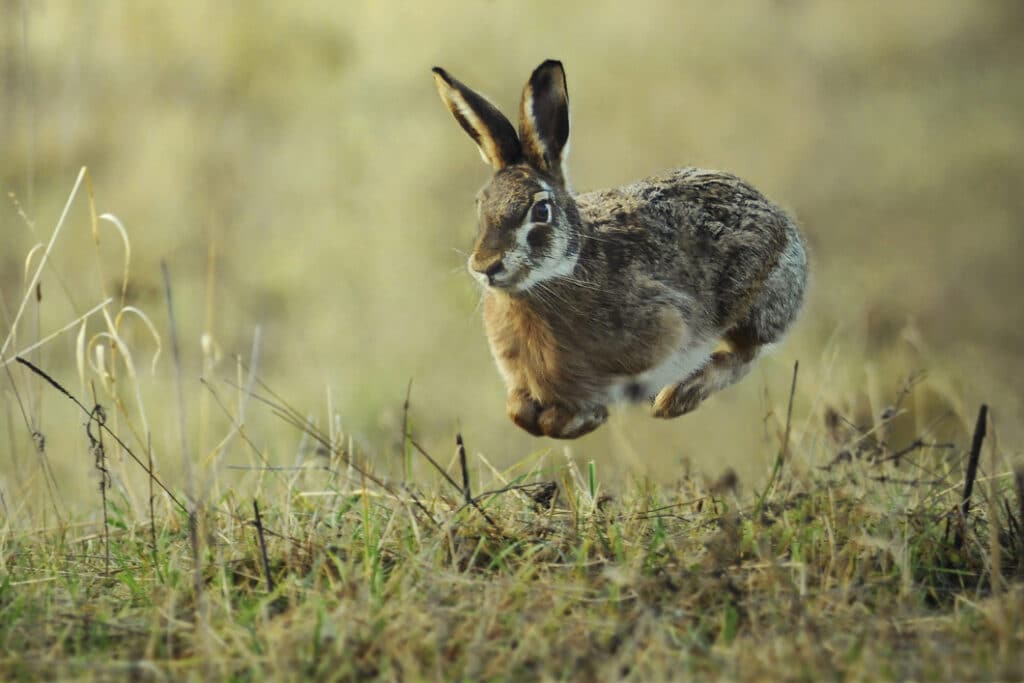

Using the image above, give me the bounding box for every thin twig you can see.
[635,496,710,517]
[781,360,799,465]
[757,360,798,512]
[253,500,275,593]
[226,464,335,473]
[465,481,559,504]
[0,297,113,369]
[3,355,65,522]
[408,437,463,494]
[451,481,556,516]
[161,261,202,605]
[873,439,957,466]
[199,378,273,468]
[955,404,987,550]
[1014,466,1024,579]
[147,432,161,582]
[457,433,471,503]
[219,375,441,529]
[401,379,412,482]
[13,356,318,554]
[88,382,110,576]
[452,433,497,528]
[868,475,945,486]
[14,357,186,512]
[1,167,86,359]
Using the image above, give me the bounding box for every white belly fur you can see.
[606,340,716,404]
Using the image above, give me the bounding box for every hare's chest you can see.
[483,295,570,402]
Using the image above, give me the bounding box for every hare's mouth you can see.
[474,268,524,291]
[468,256,527,290]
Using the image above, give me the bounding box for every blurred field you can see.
[3,0,1024,512]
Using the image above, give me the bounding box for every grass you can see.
[0,386,1021,680]
[0,176,1021,680]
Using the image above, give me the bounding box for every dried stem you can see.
[1015,466,1024,579]
[401,379,412,482]
[147,433,161,582]
[88,382,110,576]
[954,404,987,550]
[757,360,798,512]
[14,356,186,512]
[253,500,275,593]
[161,261,202,606]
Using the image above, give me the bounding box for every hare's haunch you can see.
[434,60,808,439]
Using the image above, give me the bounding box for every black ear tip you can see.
[432,66,451,82]
[536,60,564,76]
[531,60,566,86]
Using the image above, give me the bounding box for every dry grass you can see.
[3,2,1024,680]
[1,354,1022,680]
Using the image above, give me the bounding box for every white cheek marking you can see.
[513,215,577,292]
[607,340,715,404]
[515,245,577,292]
[512,183,577,292]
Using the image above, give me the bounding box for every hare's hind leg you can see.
[652,329,760,419]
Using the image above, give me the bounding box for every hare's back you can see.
[577,168,799,329]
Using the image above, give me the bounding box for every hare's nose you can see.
[483,260,505,284]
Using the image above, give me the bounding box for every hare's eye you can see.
[530,199,552,224]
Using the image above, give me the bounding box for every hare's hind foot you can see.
[652,334,761,419]
[652,376,706,418]
[508,389,607,439]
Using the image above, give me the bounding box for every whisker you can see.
[557,275,601,291]
[472,290,486,317]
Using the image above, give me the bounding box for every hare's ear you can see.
[519,60,570,185]
[433,67,521,170]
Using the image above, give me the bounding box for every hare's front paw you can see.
[508,390,607,439]
[652,376,706,418]
[507,389,544,437]
[538,402,608,439]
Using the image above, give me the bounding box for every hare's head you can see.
[434,60,581,292]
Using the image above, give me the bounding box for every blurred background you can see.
[2,1,1022,515]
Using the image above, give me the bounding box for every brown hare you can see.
[433,60,807,439]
